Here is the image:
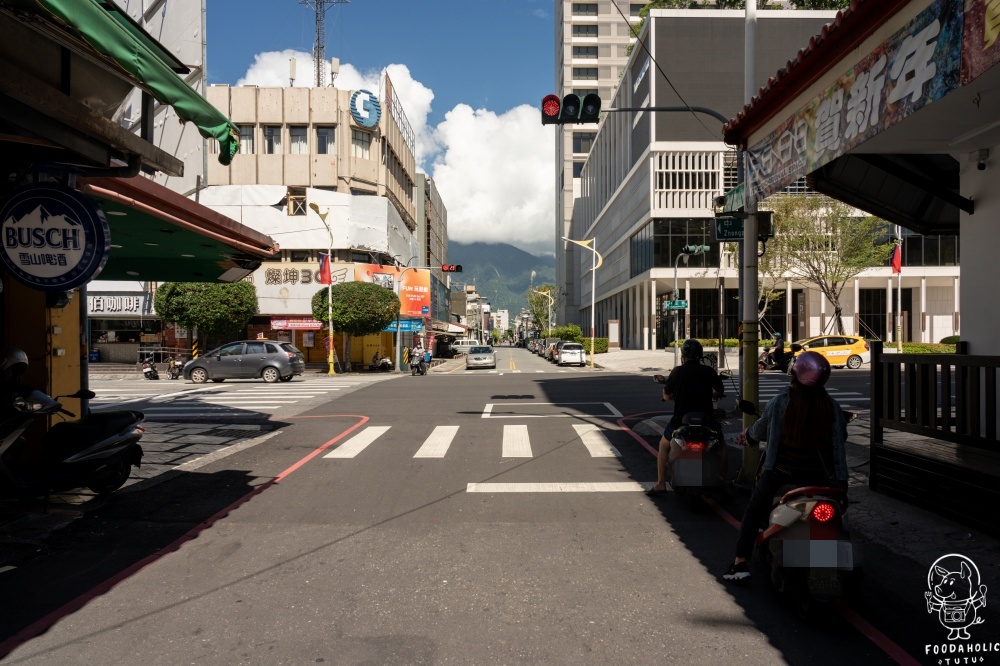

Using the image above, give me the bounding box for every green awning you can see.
[13,0,238,165]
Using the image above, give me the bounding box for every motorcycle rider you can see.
[411,339,426,376]
[646,339,725,497]
[723,351,849,582]
[772,332,786,368]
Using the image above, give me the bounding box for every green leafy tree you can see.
[312,281,400,368]
[787,0,849,8]
[154,282,259,348]
[769,194,887,335]
[490,328,501,345]
[526,284,557,334]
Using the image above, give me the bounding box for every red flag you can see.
[890,244,901,274]
[318,253,331,284]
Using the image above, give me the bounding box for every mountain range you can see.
[446,241,555,316]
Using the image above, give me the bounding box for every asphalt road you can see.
[1,347,930,665]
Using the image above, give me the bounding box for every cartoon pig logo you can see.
[925,554,987,640]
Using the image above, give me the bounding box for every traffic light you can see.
[681,245,711,255]
[441,264,463,272]
[540,93,602,125]
[541,94,561,125]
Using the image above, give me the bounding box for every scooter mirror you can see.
[844,410,858,423]
[652,374,665,383]
[65,389,96,400]
[790,343,803,353]
[719,369,733,379]
[738,399,757,415]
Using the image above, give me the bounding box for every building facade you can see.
[554,1,644,327]
[565,9,961,350]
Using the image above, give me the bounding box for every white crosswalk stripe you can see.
[502,425,533,457]
[414,426,460,458]
[572,424,621,457]
[324,426,391,458]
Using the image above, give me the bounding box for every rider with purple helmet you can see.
[723,351,849,582]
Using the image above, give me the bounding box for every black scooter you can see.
[166,356,184,380]
[0,388,145,498]
[141,354,160,380]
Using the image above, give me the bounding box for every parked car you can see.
[451,338,481,356]
[550,340,568,363]
[557,343,587,366]
[465,346,497,370]
[790,335,870,369]
[545,341,559,361]
[183,340,305,383]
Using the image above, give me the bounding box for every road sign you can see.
[719,183,745,214]
[713,217,745,241]
[665,300,688,310]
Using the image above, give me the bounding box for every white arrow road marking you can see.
[467,482,652,493]
[413,426,459,458]
[324,426,391,458]
[502,425,532,457]
[572,424,621,457]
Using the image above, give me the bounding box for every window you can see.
[572,3,598,16]
[575,88,598,98]
[290,250,311,262]
[573,67,598,80]
[317,126,335,154]
[289,126,308,155]
[630,4,645,17]
[573,24,598,37]
[265,343,280,353]
[573,161,585,178]
[573,132,596,154]
[220,343,244,357]
[287,187,306,216]
[246,342,266,354]
[573,46,598,59]
[263,126,281,154]
[238,125,254,154]
[351,129,371,159]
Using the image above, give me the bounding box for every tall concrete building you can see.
[554,1,644,327]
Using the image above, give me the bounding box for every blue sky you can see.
[204,1,567,256]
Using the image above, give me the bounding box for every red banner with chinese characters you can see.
[271,317,324,331]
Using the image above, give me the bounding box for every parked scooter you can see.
[141,354,160,380]
[166,355,184,380]
[369,352,393,372]
[653,370,730,504]
[737,399,862,617]
[0,349,145,498]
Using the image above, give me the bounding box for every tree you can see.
[768,194,887,335]
[526,284,557,334]
[787,0,849,9]
[154,282,259,348]
[311,281,400,369]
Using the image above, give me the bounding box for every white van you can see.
[451,338,481,355]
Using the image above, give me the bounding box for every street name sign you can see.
[665,300,688,310]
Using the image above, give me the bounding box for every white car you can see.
[557,343,586,366]
[465,346,496,370]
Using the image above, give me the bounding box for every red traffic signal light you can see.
[441,264,463,272]
[541,94,561,125]
[540,93,602,125]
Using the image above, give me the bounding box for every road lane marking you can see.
[502,425,532,457]
[467,482,651,493]
[572,424,621,457]
[324,426,391,458]
[413,426,459,458]
[483,402,624,419]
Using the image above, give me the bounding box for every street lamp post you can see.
[394,257,418,373]
[673,245,709,367]
[562,236,603,369]
[308,202,337,375]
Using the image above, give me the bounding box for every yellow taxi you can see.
[791,335,870,370]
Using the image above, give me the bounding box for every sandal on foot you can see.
[645,487,668,497]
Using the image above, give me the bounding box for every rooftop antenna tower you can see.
[299,0,349,87]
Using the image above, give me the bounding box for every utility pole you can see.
[299,0,349,87]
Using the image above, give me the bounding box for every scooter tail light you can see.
[683,441,705,452]
[810,501,836,523]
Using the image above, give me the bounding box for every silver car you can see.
[183,340,305,383]
[465,346,497,370]
[557,342,586,366]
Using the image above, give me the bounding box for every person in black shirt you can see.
[646,339,725,497]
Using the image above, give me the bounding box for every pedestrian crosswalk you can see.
[91,380,371,418]
[323,423,624,460]
[731,375,866,405]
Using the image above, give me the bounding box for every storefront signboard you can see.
[247,261,354,315]
[747,0,963,200]
[88,294,151,315]
[962,0,1000,84]
[0,183,111,291]
[271,317,324,330]
[354,264,431,317]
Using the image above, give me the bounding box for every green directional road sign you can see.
[720,183,745,214]
[665,300,688,310]
[714,217,745,241]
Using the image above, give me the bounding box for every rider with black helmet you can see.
[647,339,725,497]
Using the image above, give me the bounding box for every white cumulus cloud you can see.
[236,53,555,256]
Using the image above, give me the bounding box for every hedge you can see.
[582,337,610,354]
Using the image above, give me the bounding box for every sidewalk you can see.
[593,348,1000,581]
